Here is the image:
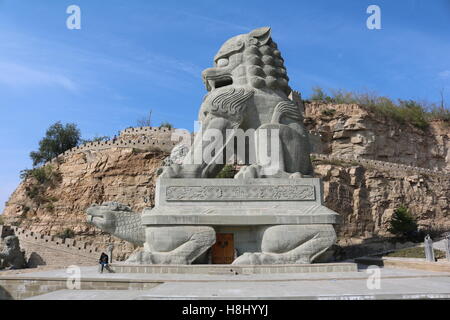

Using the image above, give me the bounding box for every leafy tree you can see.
[56,228,75,240]
[388,206,418,239]
[30,122,81,166]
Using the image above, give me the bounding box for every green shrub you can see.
[315,159,346,166]
[159,122,174,129]
[24,186,49,205]
[25,186,40,199]
[216,165,236,178]
[388,206,418,240]
[20,165,61,185]
[22,166,60,206]
[45,202,55,212]
[308,87,449,130]
[132,148,146,154]
[386,247,446,259]
[397,100,429,129]
[56,228,75,240]
[427,105,450,122]
[310,86,333,103]
[321,109,336,117]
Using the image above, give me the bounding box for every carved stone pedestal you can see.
[127,178,339,265]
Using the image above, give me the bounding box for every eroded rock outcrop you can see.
[314,161,449,248]
[305,102,449,172]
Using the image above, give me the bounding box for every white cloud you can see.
[143,54,203,79]
[438,70,450,79]
[179,11,251,32]
[0,62,78,92]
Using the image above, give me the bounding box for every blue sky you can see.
[0,0,449,212]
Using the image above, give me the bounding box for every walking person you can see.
[99,252,109,273]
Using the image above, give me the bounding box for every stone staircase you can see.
[0,225,101,267]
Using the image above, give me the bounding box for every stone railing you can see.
[311,153,449,177]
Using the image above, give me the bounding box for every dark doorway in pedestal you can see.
[211,233,234,264]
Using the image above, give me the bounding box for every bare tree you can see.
[440,88,446,110]
[137,110,153,127]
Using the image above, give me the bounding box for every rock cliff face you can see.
[2,104,449,260]
[2,148,166,260]
[305,102,449,172]
[314,162,449,246]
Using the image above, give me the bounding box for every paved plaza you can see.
[11,265,450,300]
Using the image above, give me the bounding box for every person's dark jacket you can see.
[99,253,109,264]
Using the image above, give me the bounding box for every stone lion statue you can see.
[85,28,334,266]
[0,236,27,270]
[159,26,313,179]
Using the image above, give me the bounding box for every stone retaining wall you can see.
[110,263,358,275]
[311,153,448,176]
[0,277,161,300]
[0,225,100,268]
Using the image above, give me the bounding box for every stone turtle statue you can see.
[0,236,27,270]
[86,201,335,265]
[86,202,145,246]
[87,202,215,264]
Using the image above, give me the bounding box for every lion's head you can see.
[4,236,20,251]
[198,27,295,128]
[202,27,291,97]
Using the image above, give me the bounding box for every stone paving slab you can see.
[6,265,450,300]
[28,275,450,300]
[136,277,450,300]
[4,265,450,283]
[356,256,450,273]
[27,290,145,300]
